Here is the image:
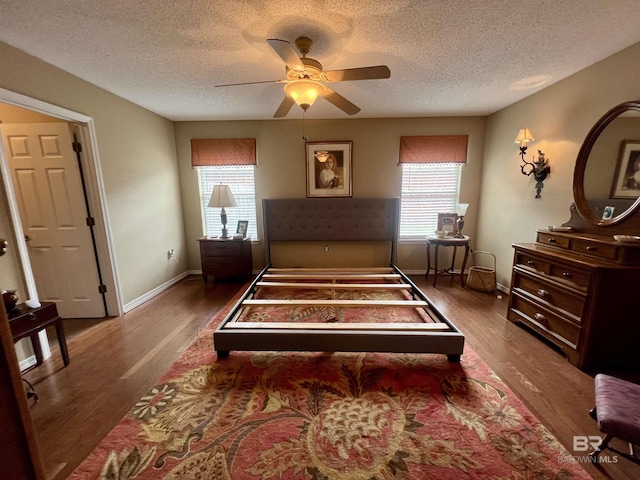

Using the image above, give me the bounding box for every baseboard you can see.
[123,271,190,313]
[19,355,37,372]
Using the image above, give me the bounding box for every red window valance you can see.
[399,135,468,164]
[191,138,256,167]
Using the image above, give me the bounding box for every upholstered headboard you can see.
[262,197,400,266]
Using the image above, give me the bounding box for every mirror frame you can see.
[573,100,640,227]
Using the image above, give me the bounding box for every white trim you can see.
[0,87,123,317]
[123,272,190,312]
[19,355,38,372]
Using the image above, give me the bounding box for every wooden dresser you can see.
[507,229,640,372]
[198,237,252,284]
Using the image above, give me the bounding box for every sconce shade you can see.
[208,184,238,208]
[515,128,534,145]
[284,80,325,110]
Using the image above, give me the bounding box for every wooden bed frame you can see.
[213,198,465,360]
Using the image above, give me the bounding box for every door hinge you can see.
[86,217,95,226]
[72,141,83,153]
[98,284,107,294]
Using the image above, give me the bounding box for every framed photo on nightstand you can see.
[437,213,458,236]
[236,220,249,238]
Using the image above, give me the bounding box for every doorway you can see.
[0,88,122,322]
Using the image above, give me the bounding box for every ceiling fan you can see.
[215,36,391,118]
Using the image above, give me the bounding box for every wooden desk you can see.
[426,235,470,287]
[8,302,69,368]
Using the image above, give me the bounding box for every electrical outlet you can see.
[167,249,175,259]
[324,245,329,252]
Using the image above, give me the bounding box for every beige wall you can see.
[0,42,187,309]
[479,42,640,287]
[175,117,486,273]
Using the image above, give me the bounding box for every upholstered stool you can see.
[589,373,640,463]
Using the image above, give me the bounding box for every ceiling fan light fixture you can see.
[284,80,324,110]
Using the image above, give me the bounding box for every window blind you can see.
[199,166,258,239]
[399,163,460,238]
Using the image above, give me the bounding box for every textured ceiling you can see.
[1,1,640,121]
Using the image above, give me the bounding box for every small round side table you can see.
[425,235,470,287]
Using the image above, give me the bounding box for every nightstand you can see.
[9,301,69,368]
[198,237,252,284]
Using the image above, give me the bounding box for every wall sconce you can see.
[515,128,550,198]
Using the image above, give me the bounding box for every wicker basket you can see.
[467,251,496,292]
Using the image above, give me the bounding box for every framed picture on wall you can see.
[610,140,640,198]
[437,213,458,236]
[306,141,352,198]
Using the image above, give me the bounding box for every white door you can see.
[1,123,105,318]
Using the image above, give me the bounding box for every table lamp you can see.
[208,184,237,238]
[454,203,469,238]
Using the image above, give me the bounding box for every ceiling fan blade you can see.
[215,79,283,87]
[273,95,295,118]
[320,87,361,115]
[267,39,305,72]
[324,65,391,82]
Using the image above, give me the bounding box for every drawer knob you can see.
[586,245,597,251]
[562,272,572,278]
[534,313,546,323]
[547,238,557,243]
[29,312,37,321]
[537,289,550,298]
[527,260,535,266]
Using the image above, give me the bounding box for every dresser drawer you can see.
[515,251,551,275]
[200,240,242,257]
[509,294,581,348]
[512,271,585,320]
[537,232,570,249]
[516,250,591,290]
[571,238,618,260]
[203,256,243,272]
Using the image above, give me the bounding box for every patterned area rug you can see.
[69,297,591,479]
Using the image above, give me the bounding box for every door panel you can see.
[1,123,105,318]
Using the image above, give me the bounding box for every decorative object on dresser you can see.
[507,101,640,372]
[207,184,237,239]
[198,237,252,284]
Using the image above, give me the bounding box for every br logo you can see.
[573,435,603,452]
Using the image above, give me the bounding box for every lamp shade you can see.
[284,80,324,110]
[515,128,534,145]
[457,203,469,217]
[208,184,237,208]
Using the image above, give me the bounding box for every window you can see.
[199,166,258,239]
[399,163,461,239]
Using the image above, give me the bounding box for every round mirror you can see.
[574,101,640,226]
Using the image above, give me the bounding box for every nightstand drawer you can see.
[200,240,242,257]
[9,302,59,338]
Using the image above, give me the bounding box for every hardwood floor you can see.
[23,274,639,480]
